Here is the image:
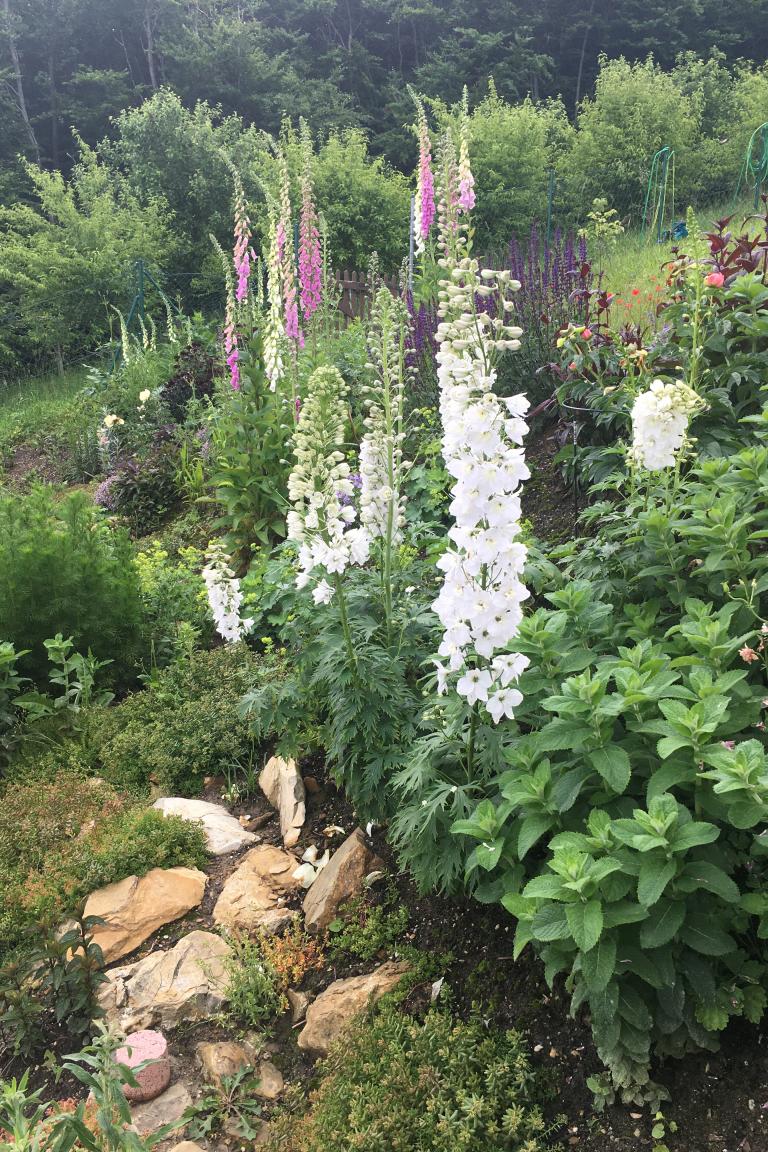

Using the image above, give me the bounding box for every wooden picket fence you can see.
[335,269,400,324]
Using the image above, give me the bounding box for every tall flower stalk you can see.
[264,208,285,391]
[298,120,322,328]
[212,234,241,392]
[203,541,253,642]
[278,153,302,349]
[361,287,411,639]
[432,131,531,739]
[232,171,252,303]
[457,87,475,214]
[286,365,370,661]
[411,92,435,256]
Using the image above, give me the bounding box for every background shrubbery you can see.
[96,644,271,795]
[0,488,145,688]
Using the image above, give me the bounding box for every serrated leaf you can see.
[728,800,765,829]
[637,857,676,907]
[670,821,719,852]
[680,915,736,956]
[531,903,571,942]
[680,861,739,903]
[517,813,554,859]
[590,745,631,793]
[639,899,686,948]
[566,899,603,952]
[475,838,504,871]
[581,934,616,992]
[695,997,729,1031]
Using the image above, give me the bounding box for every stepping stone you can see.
[131,1082,192,1137]
[84,867,207,964]
[153,797,257,856]
[259,756,305,848]
[114,1030,171,1103]
[212,845,301,934]
[297,961,411,1057]
[98,930,232,1032]
[302,828,383,934]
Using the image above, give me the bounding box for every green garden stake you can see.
[733,123,768,210]
[642,147,675,243]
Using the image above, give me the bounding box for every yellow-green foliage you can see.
[266,1007,553,1152]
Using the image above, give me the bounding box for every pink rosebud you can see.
[582,328,593,340]
[705,271,725,288]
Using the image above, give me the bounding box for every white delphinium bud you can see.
[431,129,530,724]
[630,379,705,471]
[287,364,369,597]
[202,541,253,643]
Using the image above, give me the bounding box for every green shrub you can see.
[566,57,701,223]
[0,766,207,960]
[409,427,768,1106]
[266,1006,553,1152]
[96,645,266,795]
[0,144,174,371]
[0,488,145,688]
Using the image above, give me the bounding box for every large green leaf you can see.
[531,903,571,942]
[680,915,737,956]
[566,899,603,952]
[517,813,554,860]
[589,746,631,793]
[639,898,686,948]
[679,861,740,903]
[637,856,676,907]
[581,934,616,992]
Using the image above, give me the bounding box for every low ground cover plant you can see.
[0,766,207,961]
[266,1005,556,1152]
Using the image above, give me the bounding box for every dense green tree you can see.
[0,142,173,367]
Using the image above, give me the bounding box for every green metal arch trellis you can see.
[642,147,676,243]
[734,123,768,210]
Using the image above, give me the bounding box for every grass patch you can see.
[0,369,89,463]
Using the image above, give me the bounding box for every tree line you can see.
[2,0,768,183]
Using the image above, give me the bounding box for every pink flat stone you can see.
[114,1030,171,1103]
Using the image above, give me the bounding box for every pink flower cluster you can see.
[417,107,435,242]
[233,182,252,303]
[279,157,304,347]
[299,180,322,321]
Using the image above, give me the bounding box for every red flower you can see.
[705,271,725,288]
[631,288,640,297]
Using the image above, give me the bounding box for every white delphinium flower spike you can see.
[630,378,705,471]
[202,541,253,643]
[430,128,530,723]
